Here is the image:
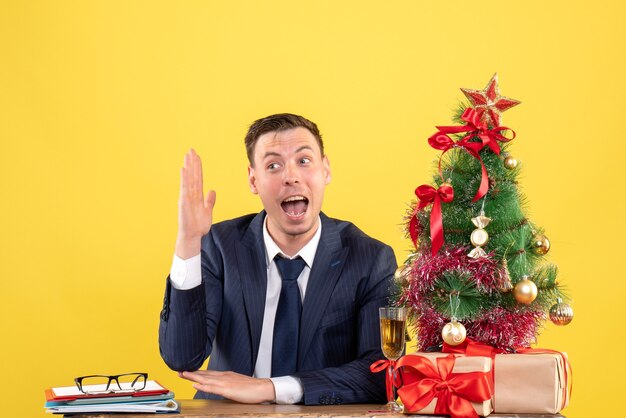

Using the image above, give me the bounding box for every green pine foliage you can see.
[412,103,569,321]
[431,271,499,320]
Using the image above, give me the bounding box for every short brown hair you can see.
[244,113,324,165]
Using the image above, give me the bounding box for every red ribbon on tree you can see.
[369,359,400,402]
[428,108,516,202]
[395,354,492,418]
[415,183,454,255]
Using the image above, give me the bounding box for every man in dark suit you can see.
[159,113,397,405]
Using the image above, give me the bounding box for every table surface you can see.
[66,399,566,418]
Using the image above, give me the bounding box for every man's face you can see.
[248,127,331,245]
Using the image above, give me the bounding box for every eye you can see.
[299,157,311,165]
[267,162,281,171]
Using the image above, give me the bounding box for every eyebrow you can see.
[262,145,314,160]
[262,151,281,159]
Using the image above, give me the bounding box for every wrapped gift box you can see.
[395,349,571,416]
[396,353,493,417]
[493,352,570,414]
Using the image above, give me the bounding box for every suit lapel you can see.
[298,213,348,367]
[235,211,268,371]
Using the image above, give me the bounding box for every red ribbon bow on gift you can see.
[369,359,401,402]
[428,108,516,202]
[443,337,504,358]
[443,337,503,395]
[443,338,573,411]
[415,183,454,255]
[395,354,492,418]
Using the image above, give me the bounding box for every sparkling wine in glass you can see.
[379,306,406,412]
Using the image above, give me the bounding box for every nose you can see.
[283,162,300,185]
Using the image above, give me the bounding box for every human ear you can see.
[323,155,331,185]
[248,165,259,194]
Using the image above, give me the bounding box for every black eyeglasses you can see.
[74,372,148,394]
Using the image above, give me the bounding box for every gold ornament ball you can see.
[470,228,489,247]
[531,234,551,255]
[441,321,467,346]
[504,155,518,169]
[549,301,574,326]
[514,277,538,304]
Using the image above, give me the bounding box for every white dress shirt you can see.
[169,216,322,404]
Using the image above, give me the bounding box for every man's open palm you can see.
[176,149,216,258]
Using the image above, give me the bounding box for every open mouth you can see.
[281,195,309,217]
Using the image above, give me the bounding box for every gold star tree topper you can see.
[461,73,521,127]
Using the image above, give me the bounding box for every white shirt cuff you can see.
[270,376,304,404]
[169,254,202,290]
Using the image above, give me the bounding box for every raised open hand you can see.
[175,149,216,259]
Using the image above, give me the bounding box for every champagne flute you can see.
[379,306,406,412]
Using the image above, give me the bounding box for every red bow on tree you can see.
[415,183,454,255]
[396,354,492,418]
[428,108,516,202]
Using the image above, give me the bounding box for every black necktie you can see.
[271,256,306,377]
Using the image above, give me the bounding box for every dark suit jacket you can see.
[159,211,396,405]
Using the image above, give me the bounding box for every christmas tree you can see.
[398,74,574,351]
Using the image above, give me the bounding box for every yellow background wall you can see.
[1,1,623,416]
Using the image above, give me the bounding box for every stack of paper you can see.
[44,380,179,414]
